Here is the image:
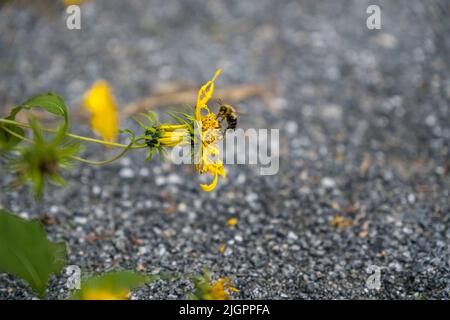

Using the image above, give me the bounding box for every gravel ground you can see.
[0,0,449,299]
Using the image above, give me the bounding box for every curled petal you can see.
[195,69,221,120]
[200,172,219,192]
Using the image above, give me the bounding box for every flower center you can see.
[201,113,220,144]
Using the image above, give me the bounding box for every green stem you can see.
[70,143,134,165]
[1,125,34,144]
[1,120,141,166]
[0,118,144,149]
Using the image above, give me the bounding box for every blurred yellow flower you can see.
[82,289,129,300]
[63,0,88,5]
[226,217,238,226]
[191,273,239,300]
[70,271,149,300]
[83,80,119,143]
[194,69,226,192]
[218,244,226,254]
[208,278,239,300]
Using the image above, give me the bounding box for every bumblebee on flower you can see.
[192,69,227,192]
[134,69,231,192]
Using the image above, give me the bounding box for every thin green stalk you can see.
[70,143,134,165]
[0,118,145,149]
[1,125,34,144]
[1,121,138,165]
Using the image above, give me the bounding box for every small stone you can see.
[157,246,166,256]
[245,192,258,203]
[167,174,182,184]
[74,216,88,224]
[19,212,29,219]
[138,246,148,256]
[139,168,149,177]
[287,231,298,241]
[425,115,436,126]
[373,33,398,49]
[163,229,175,238]
[224,247,233,256]
[144,200,152,208]
[92,185,101,195]
[155,176,166,186]
[94,208,104,218]
[49,205,59,214]
[178,203,187,212]
[122,200,132,208]
[236,174,246,184]
[322,104,342,120]
[120,157,132,167]
[321,177,336,188]
[285,121,298,135]
[120,168,135,179]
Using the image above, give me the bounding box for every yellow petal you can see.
[83,80,119,143]
[158,124,189,131]
[200,172,219,192]
[195,69,221,120]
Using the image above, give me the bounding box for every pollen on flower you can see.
[82,80,119,143]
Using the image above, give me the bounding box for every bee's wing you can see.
[235,109,248,116]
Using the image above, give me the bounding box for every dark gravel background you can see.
[0,0,449,299]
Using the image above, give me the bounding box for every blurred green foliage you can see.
[70,271,152,300]
[0,209,67,298]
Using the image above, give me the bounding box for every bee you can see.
[217,102,238,132]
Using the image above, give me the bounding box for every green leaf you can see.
[70,271,152,300]
[19,93,68,119]
[0,120,24,150]
[1,93,70,150]
[15,93,69,132]
[0,209,67,298]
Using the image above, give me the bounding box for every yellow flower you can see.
[218,244,226,254]
[83,80,119,143]
[194,69,226,192]
[81,289,129,300]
